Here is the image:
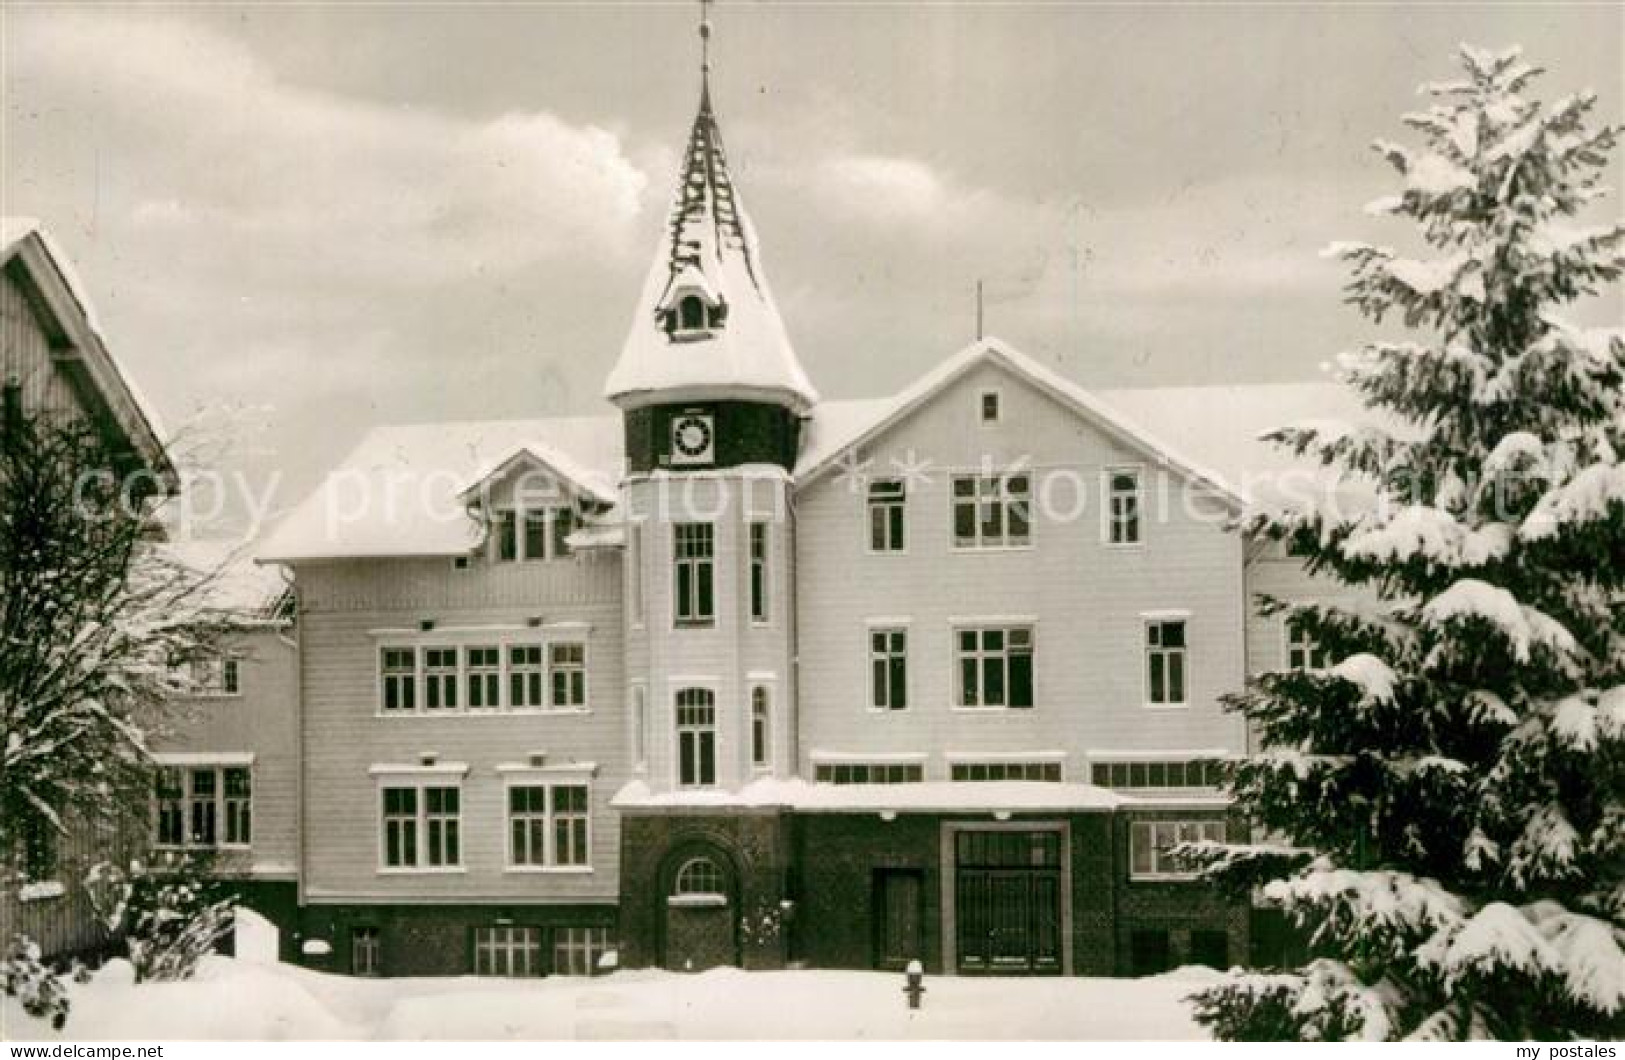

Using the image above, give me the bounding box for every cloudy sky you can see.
[3,2,1620,532]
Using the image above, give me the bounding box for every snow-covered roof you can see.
[1,217,175,489]
[257,415,621,562]
[163,540,292,622]
[796,337,1247,507]
[613,777,1125,812]
[1093,381,1370,494]
[603,82,818,413]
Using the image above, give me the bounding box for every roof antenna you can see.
[976,279,984,341]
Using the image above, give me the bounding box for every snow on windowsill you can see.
[18,880,66,902]
[301,939,332,957]
[613,777,1125,812]
[668,894,728,909]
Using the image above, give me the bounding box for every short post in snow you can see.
[903,959,925,1010]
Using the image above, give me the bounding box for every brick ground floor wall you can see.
[1110,810,1250,977]
[294,903,617,977]
[618,810,791,971]
[618,806,1246,978]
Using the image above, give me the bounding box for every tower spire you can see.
[603,0,818,414]
[699,0,713,99]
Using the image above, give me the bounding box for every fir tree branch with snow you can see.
[1189,44,1625,1041]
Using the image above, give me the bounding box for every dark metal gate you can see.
[954,830,1062,974]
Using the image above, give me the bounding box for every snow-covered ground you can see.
[4,955,1221,1040]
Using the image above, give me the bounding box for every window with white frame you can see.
[1108,470,1142,545]
[814,762,924,784]
[550,643,586,708]
[154,765,252,849]
[423,647,459,710]
[673,523,715,626]
[950,761,1061,782]
[474,926,541,977]
[1092,759,1223,789]
[191,655,240,696]
[952,474,1031,549]
[750,686,770,768]
[1286,616,1329,671]
[868,479,906,553]
[870,628,907,710]
[956,626,1035,708]
[749,522,769,623]
[1129,819,1225,880]
[980,389,1001,424]
[424,787,460,867]
[492,506,575,564]
[350,927,381,976]
[553,926,609,976]
[224,768,252,845]
[673,856,724,897]
[551,786,589,866]
[380,783,461,869]
[467,646,501,709]
[507,782,590,868]
[381,787,418,867]
[524,511,548,563]
[378,642,592,714]
[675,688,716,787]
[155,769,184,847]
[509,645,545,708]
[1146,620,1188,705]
[381,648,417,711]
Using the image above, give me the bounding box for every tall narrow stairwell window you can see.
[673,523,715,627]
[676,688,716,788]
[751,686,770,769]
[749,522,769,623]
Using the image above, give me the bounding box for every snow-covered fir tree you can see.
[1191,45,1625,1041]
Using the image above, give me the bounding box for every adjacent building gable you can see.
[1,218,175,490]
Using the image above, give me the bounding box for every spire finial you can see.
[699,0,713,88]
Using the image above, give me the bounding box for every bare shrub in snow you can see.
[0,408,230,902]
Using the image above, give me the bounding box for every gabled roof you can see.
[795,337,1246,508]
[257,415,622,562]
[602,81,817,412]
[1,217,175,490]
[164,539,293,625]
[456,441,619,509]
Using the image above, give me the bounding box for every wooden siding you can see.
[621,475,796,792]
[1244,539,1381,676]
[294,554,627,903]
[1,267,82,420]
[148,627,300,878]
[794,360,1250,779]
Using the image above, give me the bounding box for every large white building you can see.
[252,36,1361,979]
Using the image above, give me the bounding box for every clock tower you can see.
[606,9,815,794]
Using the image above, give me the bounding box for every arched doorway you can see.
[662,850,738,971]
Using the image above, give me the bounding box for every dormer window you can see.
[679,295,706,331]
[489,505,576,563]
[657,273,727,341]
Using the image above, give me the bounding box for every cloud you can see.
[8,10,649,287]
[813,155,954,223]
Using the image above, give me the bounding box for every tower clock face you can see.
[670,413,715,465]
